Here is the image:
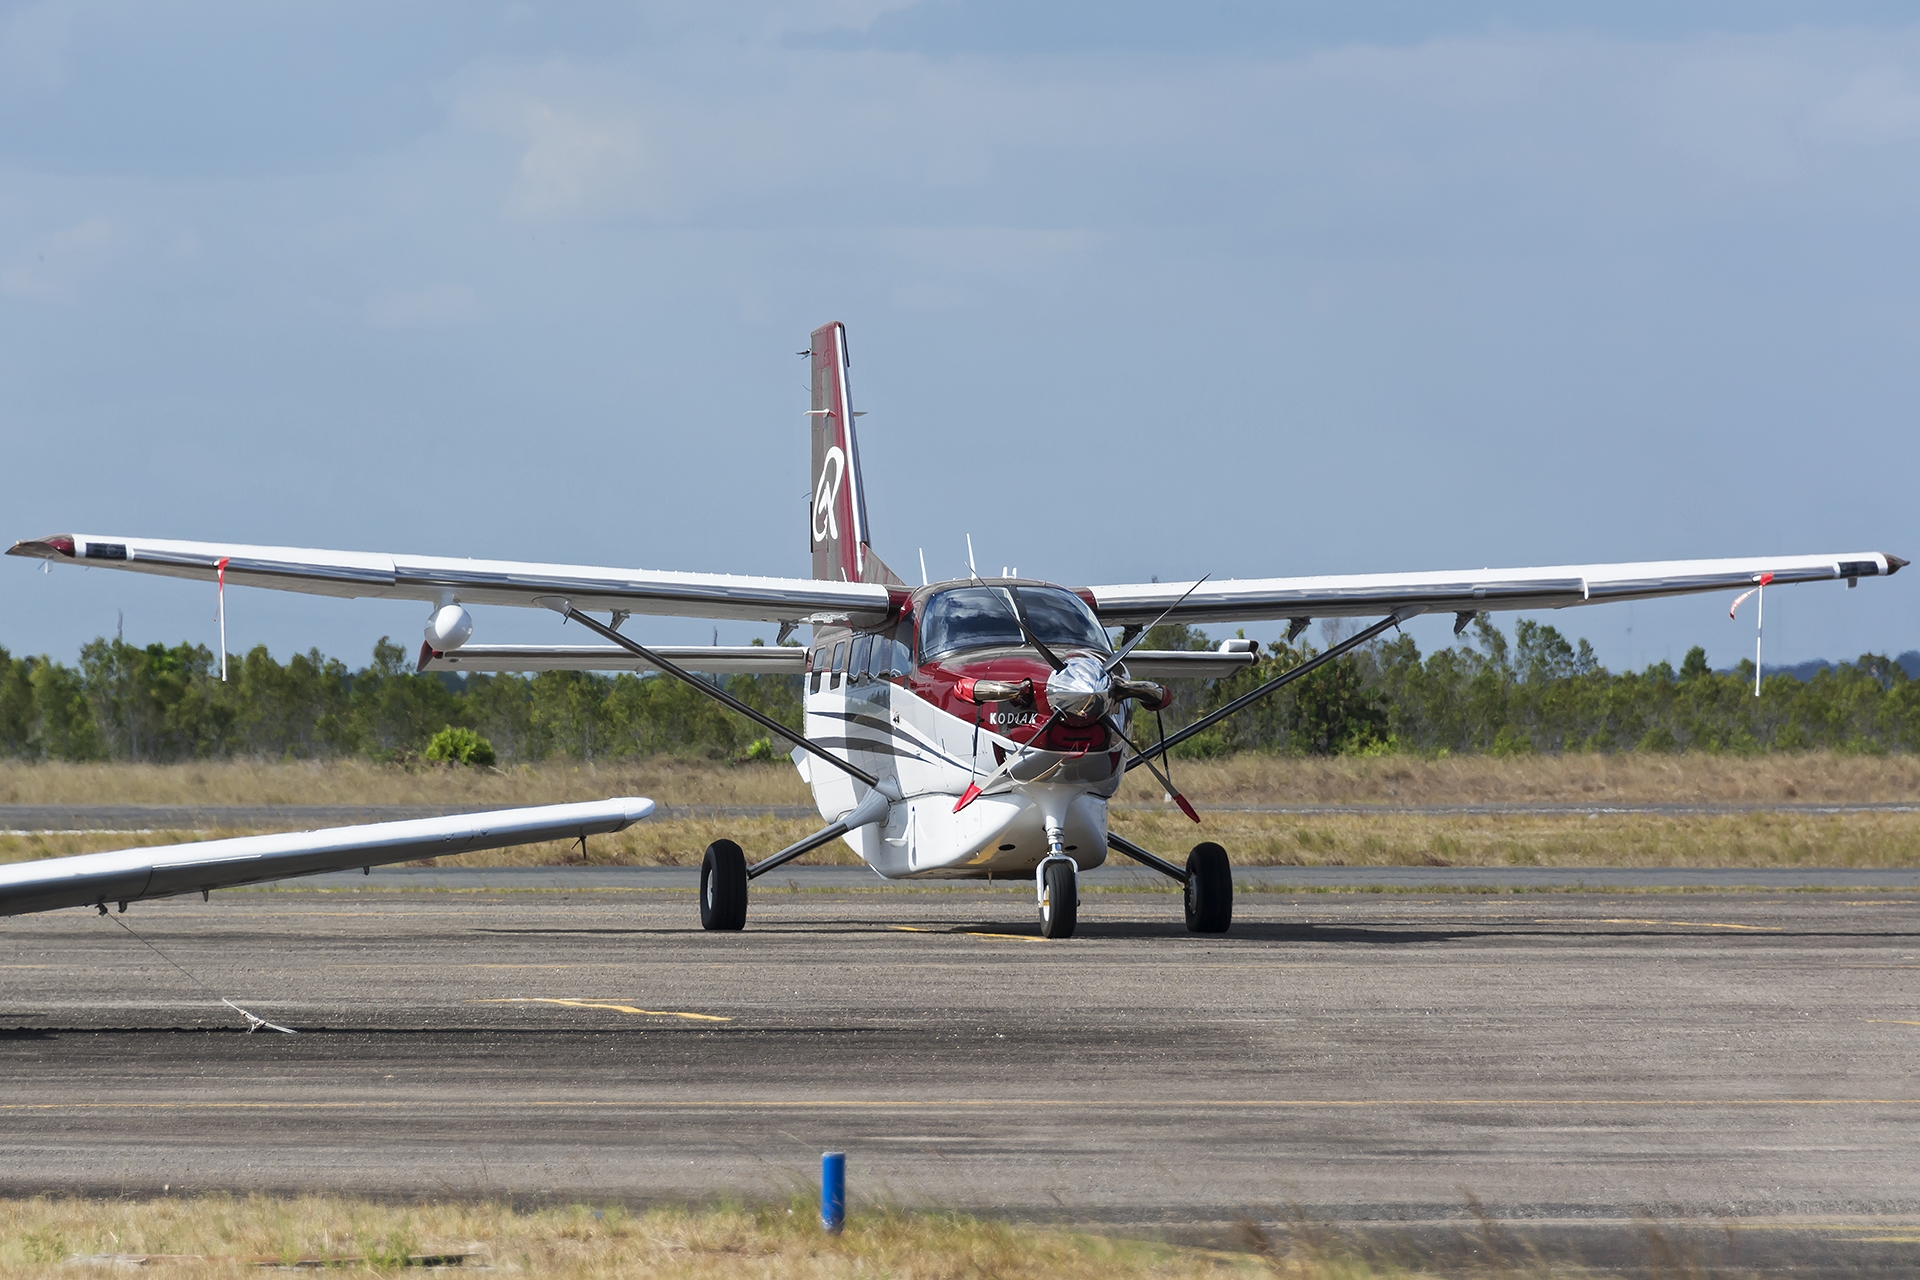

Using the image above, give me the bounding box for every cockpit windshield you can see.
[918,585,1110,664]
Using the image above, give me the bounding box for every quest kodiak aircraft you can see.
[4,322,1906,937]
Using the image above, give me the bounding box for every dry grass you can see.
[0,759,810,808]
[0,1194,1312,1279]
[3,751,1915,810]
[4,753,1917,871]
[9,809,1919,871]
[1114,809,1920,869]
[1164,752,1920,806]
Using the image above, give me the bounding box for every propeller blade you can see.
[1103,714,1200,824]
[953,708,1065,811]
[1105,573,1211,674]
[999,585,1067,672]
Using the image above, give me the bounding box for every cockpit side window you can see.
[892,612,916,679]
[918,586,1110,664]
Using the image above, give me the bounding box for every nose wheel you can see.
[1037,857,1078,939]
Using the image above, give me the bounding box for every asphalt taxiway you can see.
[5,880,1919,1270]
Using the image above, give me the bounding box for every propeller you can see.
[950,575,1209,814]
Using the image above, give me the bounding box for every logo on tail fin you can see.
[812,447,846,544]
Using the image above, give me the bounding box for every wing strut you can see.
[540,598,880,788]
[1127,611,1411,772]
[1106,830,1189,883]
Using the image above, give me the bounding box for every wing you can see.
[1084,552,1907,628]
[418,644,1260,678]
[0,798,654,917]
[7,533,894,628]
[420,644,809,674]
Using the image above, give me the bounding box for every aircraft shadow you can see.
[951,920,1488,944]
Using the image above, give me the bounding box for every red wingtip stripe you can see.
[1760,572,1774,586]
[953,783,982,813]
[1174,793,1200,824]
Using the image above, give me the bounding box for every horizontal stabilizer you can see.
[0,797,655,917]
[1120,649,1261,679]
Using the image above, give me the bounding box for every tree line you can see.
[0,620,1914,764]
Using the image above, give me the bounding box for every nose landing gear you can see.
[1037,855,1079,939]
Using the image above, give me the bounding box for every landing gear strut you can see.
[1106,832,1234,934]
[696,784,899,932]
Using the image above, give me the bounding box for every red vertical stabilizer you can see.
[809,322,903,586]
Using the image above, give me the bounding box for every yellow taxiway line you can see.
[478,997,728,1022]
[1597,918,1783,930]
[891,925,1048,942]
[7,1097,1920,1113]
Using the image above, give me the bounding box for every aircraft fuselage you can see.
[801,577,1129,879]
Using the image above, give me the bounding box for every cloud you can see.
[1,214,114,301]
[503,99,649,219]
[1808,65,1920,146]
[364,282,482,328]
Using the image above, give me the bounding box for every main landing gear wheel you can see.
[1184,842,1232,934]
[1038,859,1078,939]
[700,839,748,931]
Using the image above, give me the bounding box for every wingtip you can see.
[8,533,75,559]
[1888,554,1909,575]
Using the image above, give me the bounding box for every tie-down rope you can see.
[104,912,296,1034]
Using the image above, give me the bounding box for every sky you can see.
[2,0,1916,674]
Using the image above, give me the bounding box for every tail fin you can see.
[809,321,903,586]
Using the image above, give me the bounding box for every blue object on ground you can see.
[821,1151,846,1233]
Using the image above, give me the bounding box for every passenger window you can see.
[830,640,848,690]
[809,647,824,694]
[849,634,872,686]
[867,634,891,681]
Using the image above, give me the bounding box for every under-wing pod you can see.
[426,603,474,650]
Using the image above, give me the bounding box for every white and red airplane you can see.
[7,322,1906,937]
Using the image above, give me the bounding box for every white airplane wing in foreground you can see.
[1084,552,1907,628]
[6,534,894,628]
[0,798,654,917]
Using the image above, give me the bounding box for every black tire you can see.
[1184,842,1232,934]
[1038,859,1078,939]
[700,839,748,931]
